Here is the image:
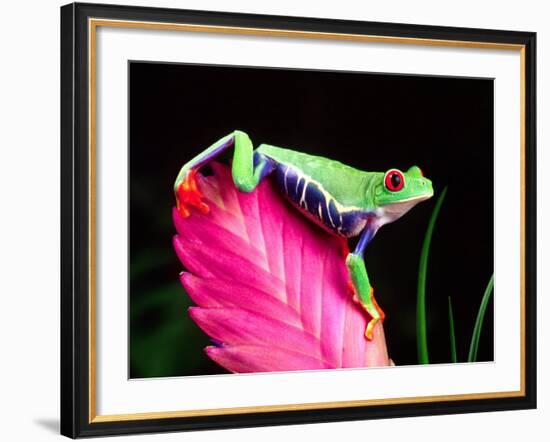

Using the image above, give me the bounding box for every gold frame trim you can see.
[88,18,527,424]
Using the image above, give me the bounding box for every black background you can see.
[129,61,494,378]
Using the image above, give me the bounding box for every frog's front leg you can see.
[346,227,386,340]
[175,130,273,217]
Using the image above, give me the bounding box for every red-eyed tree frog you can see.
[174,130,434,340]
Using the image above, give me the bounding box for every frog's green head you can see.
[374,166,434,224]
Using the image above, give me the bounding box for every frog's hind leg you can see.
[175,133,236,217]
[346,227,385,340]
[175,130,274,217]
[231,131,275,192]
[174,133,235,190]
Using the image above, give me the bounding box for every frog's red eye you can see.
[384,169,404,192]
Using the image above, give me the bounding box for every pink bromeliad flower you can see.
[172,162,391,373]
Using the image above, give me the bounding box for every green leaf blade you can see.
[448,296,458,363]
[417,186,447,364]
[467,274,495,362]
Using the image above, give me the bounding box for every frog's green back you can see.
[257,144,378,209]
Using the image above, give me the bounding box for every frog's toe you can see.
[176,168,210,218]
[370,288,386,322]
[365,317,379,341]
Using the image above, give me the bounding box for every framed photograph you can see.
[60,2,536,438]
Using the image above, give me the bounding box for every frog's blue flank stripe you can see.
[273,164,367,237]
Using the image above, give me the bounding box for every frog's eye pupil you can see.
[385,170,405,192]
[390,173,401,188]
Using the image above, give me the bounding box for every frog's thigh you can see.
[231,132,274,192]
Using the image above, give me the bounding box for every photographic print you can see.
[129,62,494,378]
[61,4,535,436]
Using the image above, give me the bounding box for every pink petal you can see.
[298,230,325,339]
[365,323,390,367]
[256,183,286,283]
[189,307,323,360]
[320,245,349,367]
[172,235,214,278]
[210,162,244,219]
[206,345,327,373]
[173,212,284,296]
[341,298,369,367]
[281,216,304,311]
[180,273,302,328]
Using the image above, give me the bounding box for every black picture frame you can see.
[61,2,536,438]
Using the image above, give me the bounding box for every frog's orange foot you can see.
[176,169,209,218]
[347,284,386,341]
[365,317,379,341]
[370,288,386,322]
[365,288,386,340]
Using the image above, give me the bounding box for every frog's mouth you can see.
[378,193,434,224]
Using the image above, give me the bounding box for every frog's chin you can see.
[376,194,433,225]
